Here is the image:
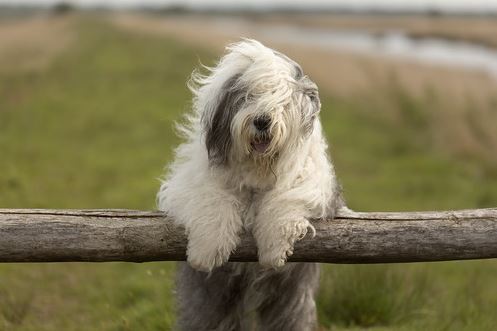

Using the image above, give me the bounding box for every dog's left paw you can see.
[187,252,226,273]
[186,235,236,272]
[258,218,315,269]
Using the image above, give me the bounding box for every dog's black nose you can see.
[254,116,271,131]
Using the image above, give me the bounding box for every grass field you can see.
[1,15,497,331]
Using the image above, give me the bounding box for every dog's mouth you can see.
[251,138,271,154]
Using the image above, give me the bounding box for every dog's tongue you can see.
[253,142,270,153]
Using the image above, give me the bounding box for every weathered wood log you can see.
[0,208,496,263]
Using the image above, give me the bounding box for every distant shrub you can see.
[52,2,75,15]
[160,5,190,15]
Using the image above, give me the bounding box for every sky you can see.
[2,0,497,12]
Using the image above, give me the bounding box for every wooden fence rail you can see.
[1,208,496,263]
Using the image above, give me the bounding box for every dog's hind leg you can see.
[257,263,320,331]
[175,262,244,331]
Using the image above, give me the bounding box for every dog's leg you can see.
[253,192,316,268]
[159,170,243,272]
[256,263,320,331]
[253,155,341,269]
[175,262,244,331]
[185,201,242,272]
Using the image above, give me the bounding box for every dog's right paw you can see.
[258,218,315,269]
[258,244,292,269]
[186,243,231,273]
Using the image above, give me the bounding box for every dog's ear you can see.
[204,74,244,166]
[300,77,321,135]
[307,89,321,114]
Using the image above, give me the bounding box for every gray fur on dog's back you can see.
[176,262,320,331]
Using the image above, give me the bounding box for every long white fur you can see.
[157,39,340,272]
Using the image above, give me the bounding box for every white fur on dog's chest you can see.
[238,188,264,231]
[222,162,278,231]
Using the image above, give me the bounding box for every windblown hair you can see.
[157,39,345,331]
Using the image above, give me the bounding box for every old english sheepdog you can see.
[157,39,345,330]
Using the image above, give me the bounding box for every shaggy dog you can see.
[157,39,345,331]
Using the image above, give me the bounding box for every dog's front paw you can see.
[258,219,315,269]
[258,243,293,269]
[186,241,232,273]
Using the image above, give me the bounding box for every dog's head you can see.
[192,39,321,167]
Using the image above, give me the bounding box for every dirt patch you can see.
[0,15,75,73]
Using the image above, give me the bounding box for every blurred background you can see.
[1,0,497,330]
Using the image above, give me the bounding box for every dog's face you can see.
[198,40,321,167]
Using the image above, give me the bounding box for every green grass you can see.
[0,17,196,331]
[322,92,497,212]
[1,16,497,331]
